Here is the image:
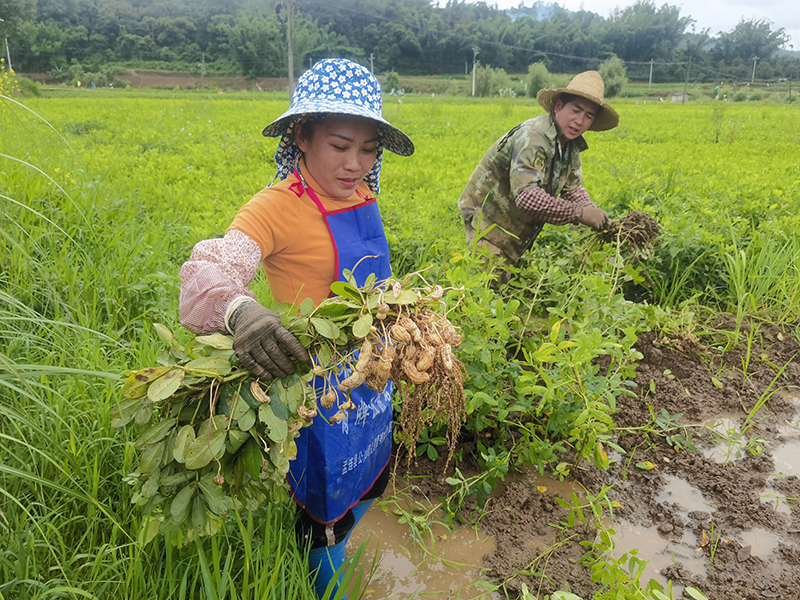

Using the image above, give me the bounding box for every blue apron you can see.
[287,169,394,525]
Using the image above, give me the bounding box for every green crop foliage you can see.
[2,90,799,598]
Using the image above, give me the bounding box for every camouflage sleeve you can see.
[561,151,584,194]
[508,129,550,198]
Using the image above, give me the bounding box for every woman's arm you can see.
[178,229,262,335]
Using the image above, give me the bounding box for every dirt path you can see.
[410,322,800,599]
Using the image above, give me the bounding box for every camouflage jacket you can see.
[457,113,588,264]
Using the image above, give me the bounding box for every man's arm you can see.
[515,186,608,229]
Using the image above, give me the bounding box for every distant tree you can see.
[0,0,35,41]
[526,61,551,97]
[711,18,789,63]
[599,54,626,97]
[601,0,693,63]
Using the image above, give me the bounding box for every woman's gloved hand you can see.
[230,302,311,381]
[579,206,610,230]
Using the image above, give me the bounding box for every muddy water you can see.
[346,503,499,599]
[609,520,707,586]
[702,416,747,463]
[344,392,800,597]
[656,474,713,513]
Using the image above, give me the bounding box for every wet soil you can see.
[407,320,800,599]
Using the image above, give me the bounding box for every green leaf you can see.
[133,404,153,426]
[315,344,333,370]
[384,289,419,305]
[139,440,165,473]
[147,368,185,401]
[552,593,584,600]
[199,478,233,515]
[635,461,655,470]
[313,299,354,318]
[194,333,233,350]
[311,317,340,341]
[112,396,145,428]
[342,268,357,288]
[352,313,373,338]
[259,404,288,443]
[237,408,256,431]
[227,428,250,453]
[139,516,161,546]
[299,297,315,316]
[122,366,172,399]
[684,588,710,600]
[184,356,232,376]
[426,444,438,461]
[141,468,161,499]
[268,385,290,420]
[154,323,184,353]
[229,390,250,421]
[173,425,196,463]
[242,438,263,479]
[191,495,207,530]
[136,419,176,449]
[711,376,723,389]
[170,484,194,522]
[329,280,362,301]
[184,416,228,470]
[280,378,305,412]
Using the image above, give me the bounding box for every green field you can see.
[2,90,799,599]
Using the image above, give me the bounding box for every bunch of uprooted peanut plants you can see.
[114,272,465,544]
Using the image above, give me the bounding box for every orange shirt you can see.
[229,161,374,306]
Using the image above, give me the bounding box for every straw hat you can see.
[536,71,619,131]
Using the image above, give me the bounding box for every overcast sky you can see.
[474,0,799,49]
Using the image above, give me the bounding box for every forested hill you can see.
[5,0,799,83]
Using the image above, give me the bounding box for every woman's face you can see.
[295,115,379,199]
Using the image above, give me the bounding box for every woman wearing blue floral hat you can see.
[179,59,414,598]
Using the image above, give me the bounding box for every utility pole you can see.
[200,52,205,90]
[5,37,11,72]
[751,56,758,83]
[682,56,691,105]
[286,1,295,95]
[309,56,312,69]
[471,47,479,97]
[369,53,374,73]
[789,78,792,102]
[648,58,653,91]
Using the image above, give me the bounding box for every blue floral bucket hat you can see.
[263,59,414,194]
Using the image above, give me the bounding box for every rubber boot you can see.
[307,500,375,599]
[308,540,347,599]
[348,499,373,536]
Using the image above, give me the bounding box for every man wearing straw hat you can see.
[457,71,619,267]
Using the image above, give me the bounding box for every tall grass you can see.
[721,233,800,326]
[0,98,326,599]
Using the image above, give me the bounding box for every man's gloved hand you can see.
[579,206,610,230]
[230,302,311,381]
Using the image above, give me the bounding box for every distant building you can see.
[671,92,689,103]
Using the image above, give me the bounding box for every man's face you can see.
[553,97,600,141]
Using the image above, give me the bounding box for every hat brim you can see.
[536,88,619,132]
[262,99,414,157]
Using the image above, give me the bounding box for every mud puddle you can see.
[347,500,499,599]
[403,331,800,599]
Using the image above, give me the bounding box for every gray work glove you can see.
[579,206,610,230]
[229,302,311,381]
